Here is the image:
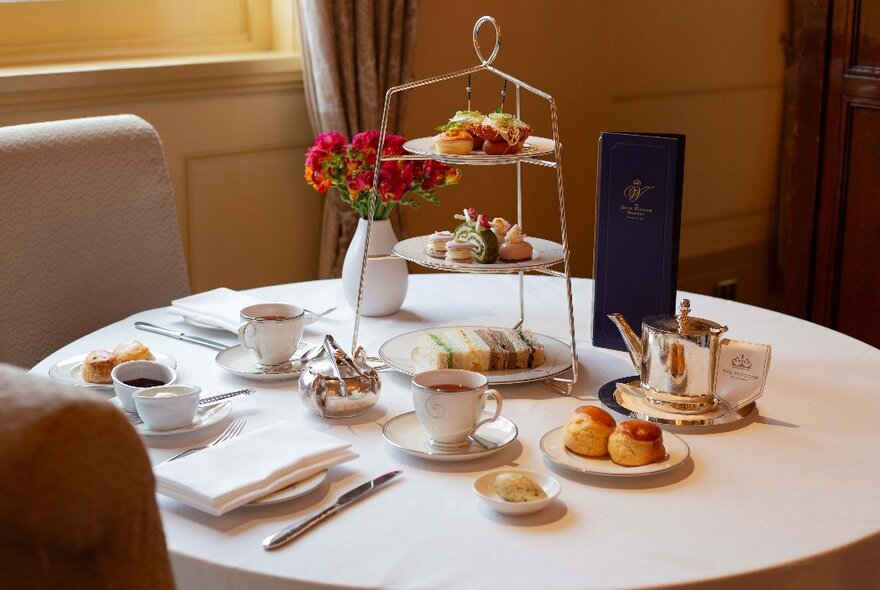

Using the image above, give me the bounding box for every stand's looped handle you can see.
[473,16,501,66]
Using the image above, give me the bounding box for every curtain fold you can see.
[298,0,420,278]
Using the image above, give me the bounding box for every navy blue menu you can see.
[592,132,685,351]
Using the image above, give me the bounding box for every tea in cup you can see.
[412,369,503,451]
[238,303,304,368]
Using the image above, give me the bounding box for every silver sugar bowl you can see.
[608,299,728,414]
[299,335,381,419]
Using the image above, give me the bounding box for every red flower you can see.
[314,131,347,154]
[352,131,380,153]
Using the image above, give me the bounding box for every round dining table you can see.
[32,274,880,590]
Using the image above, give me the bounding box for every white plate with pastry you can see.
[539,426,690,477]
[392,235,564,272]
[378,326,572,385]
[403,136,556,165]
[49,345,176,391]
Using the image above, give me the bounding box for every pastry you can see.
[436,110,485,149]
[471,111,532,155]
[498,224,534,262]
[433,130,473,155]
[453,208,499,263]
[445,237,477,263]
[607,420,666,466]
[112,340,154,363]
[494,473,547,502]
[425,230,454,258]
[82,349,117,384]
[562,406,616,457]
[489,217,511,240]
[414,327,545,370]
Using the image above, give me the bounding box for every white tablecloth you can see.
[32,275,880,590]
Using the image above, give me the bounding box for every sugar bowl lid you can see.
[643,299,727,336]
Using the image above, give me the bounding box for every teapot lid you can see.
[643,299,727,336]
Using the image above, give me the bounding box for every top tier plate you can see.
[402,136,557,165]
[394,235,564,273]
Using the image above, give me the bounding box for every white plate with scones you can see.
[49,343,176,392]
[392,235,564,273]
[540,426,689,477]
[378,326,572,385]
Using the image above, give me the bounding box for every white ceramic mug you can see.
[238,303,304,367]
[412,369,503,451]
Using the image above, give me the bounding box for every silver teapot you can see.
[608,300,727,414]
[299,335,381,419]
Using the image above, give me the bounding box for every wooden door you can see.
[784,0,880,348]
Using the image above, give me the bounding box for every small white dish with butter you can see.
[472,469,560,516]
[133,384,201,431]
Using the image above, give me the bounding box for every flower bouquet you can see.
[305,130,461,220]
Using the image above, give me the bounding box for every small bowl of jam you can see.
[111,360,178,412]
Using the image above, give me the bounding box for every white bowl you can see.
[111,360,178,412]
[472,469,561,516]
[133,384,200,431]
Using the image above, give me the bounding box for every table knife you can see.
[262,470,403,550]
[134,321,230,351]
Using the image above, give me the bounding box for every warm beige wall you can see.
[403,0,787,306]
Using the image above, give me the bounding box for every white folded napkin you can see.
[154,421,357,515]
[171,287,264,332]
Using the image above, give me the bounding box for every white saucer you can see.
[110,397,232,436]
[245,470,327,506]
[382,411,517,462]
[540,426,690,477]
[49,351,176,392]
[215,345,304,381]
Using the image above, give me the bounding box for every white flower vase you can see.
[341,218,408,316]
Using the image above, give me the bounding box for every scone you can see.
[82,350,116,384]
[608,420,666,466]
[562,405,616,457]
[113,340,154,363]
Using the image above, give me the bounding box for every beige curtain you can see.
[297,0,420,278]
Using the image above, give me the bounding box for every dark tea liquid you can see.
[257,315,293,321]
[430,383,472,392]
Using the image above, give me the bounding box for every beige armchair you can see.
[0,115,190,368]
[0,363,175,589]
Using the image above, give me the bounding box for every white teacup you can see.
[412,369,503,451]
[133,384,200,431]
[111,360,178,412]
[238,303,304,368]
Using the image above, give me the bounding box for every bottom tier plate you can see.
[377,326,573,385]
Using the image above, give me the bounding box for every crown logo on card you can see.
[624,178,655,203]
[731,354,752,370]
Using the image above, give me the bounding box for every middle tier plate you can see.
[378,326,572,385]
[393,235,564,273]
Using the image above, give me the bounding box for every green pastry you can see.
[454,221,498,263]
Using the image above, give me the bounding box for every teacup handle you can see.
[471,388,503,435]
[238,321,257,353]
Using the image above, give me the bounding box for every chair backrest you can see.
[0,363,175,589]
[0,115,190,367]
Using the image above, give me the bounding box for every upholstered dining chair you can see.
[0,363,175,589]
[0,115,190,368]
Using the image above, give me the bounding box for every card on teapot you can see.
[713,339,771,410]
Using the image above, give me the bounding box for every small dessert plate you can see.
[382,411,517,462]
[472,469,561,516]
[110,398,232,436]
[215,345,304,382]
[403,135,557,165]
[245,470,328,507]
[48,351,176,392]
[540,426,690,477]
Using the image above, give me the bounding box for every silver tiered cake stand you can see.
[352,16,578,396]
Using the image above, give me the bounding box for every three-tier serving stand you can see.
[351,16,578,396]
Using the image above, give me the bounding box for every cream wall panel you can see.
[186,146,321,291]
[611,0,787,97]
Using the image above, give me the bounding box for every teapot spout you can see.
[607,313,643,370]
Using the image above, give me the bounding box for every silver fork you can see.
[161,418,246,464]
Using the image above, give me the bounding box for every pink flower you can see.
[352,130,380,153]
[314,131,346,154]
[383,134,406,155]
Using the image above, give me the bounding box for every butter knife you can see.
[262,470,403,550]
[135,322,230,351]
